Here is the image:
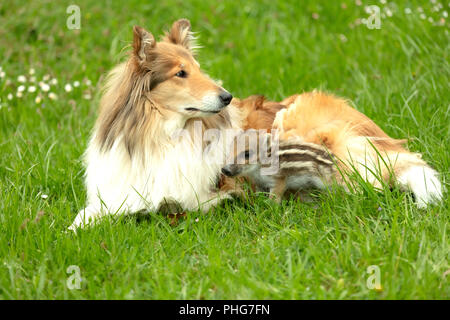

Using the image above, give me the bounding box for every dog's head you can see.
[132,19,232,117]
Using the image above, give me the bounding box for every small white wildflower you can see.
[28,86,36,93]
[195,218,199,222]
[35,96,42,104]
[29,68,35,75]
[420,13,426,19]
[64,83,73,92]
[85,79,92,86]
[29,76,36,83]
[18,75,26,83]
[73,80,80,87]
[405,8,412,14]
[41,194,48,199]
[50,78,58,85]
[385,8,393,17]
[339,34,348,42]
[7,93,13,100]
[40,82,50,92]
[43,74,51,81]
[380,0,386,4]
[16,92,23,98]
[428,17,434,23]
[48,92,58,100]
[417,7,423,13]
[355,0,362,6]
[443,11,448,18]
[17,85,25,92]
[0,71,5,78]
[83,93,92,100]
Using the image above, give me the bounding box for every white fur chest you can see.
[83,126,231,214]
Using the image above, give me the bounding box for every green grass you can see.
[0,0,449,299]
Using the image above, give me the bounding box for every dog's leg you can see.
[269,177,287,203]
[198,191,234,212]
[68,206,107,231]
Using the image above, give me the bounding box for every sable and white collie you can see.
[70,19,242,230]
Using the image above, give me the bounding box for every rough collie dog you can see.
[222,92,443,207]
[70,19,242,230]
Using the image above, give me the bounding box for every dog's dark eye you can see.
[175,70,187,78]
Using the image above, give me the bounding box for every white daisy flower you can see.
[443,11,448,18]
[43,74,51,81]
[29,68,35,75]
[0,71,5,78]
[29,76,36,82]
[48,92,58,100]
[35,96,42,104]
[85,79,92,86]
[17,85,25,92]
[18,75,26,83]
[41,194,48,199]
[420,13,426,19]
[16,92,23,98]
[83,93,92,100]
[28,86,36,93]
[40,82,50,92]
[50,78,58,85]
[7,93,13,100]
[405,8,412,14]
[73,81,80,87]
[64,83,73,92]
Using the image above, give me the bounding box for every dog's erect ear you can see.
[133,25,156,62]
[166,19,197,52]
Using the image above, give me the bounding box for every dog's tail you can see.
[396,158,444,208]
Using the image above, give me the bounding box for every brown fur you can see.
[234,95,288,131]
[273,91,428,189]
[273,92,406,153]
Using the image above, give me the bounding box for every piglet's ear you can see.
[166,19,197,52]
[133,25,156,62]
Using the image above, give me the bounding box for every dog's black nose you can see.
[219,91,233,106]
[221,167,232,176]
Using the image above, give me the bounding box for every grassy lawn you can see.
[0,0,448,299]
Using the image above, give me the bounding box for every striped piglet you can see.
[221,131,336,201]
